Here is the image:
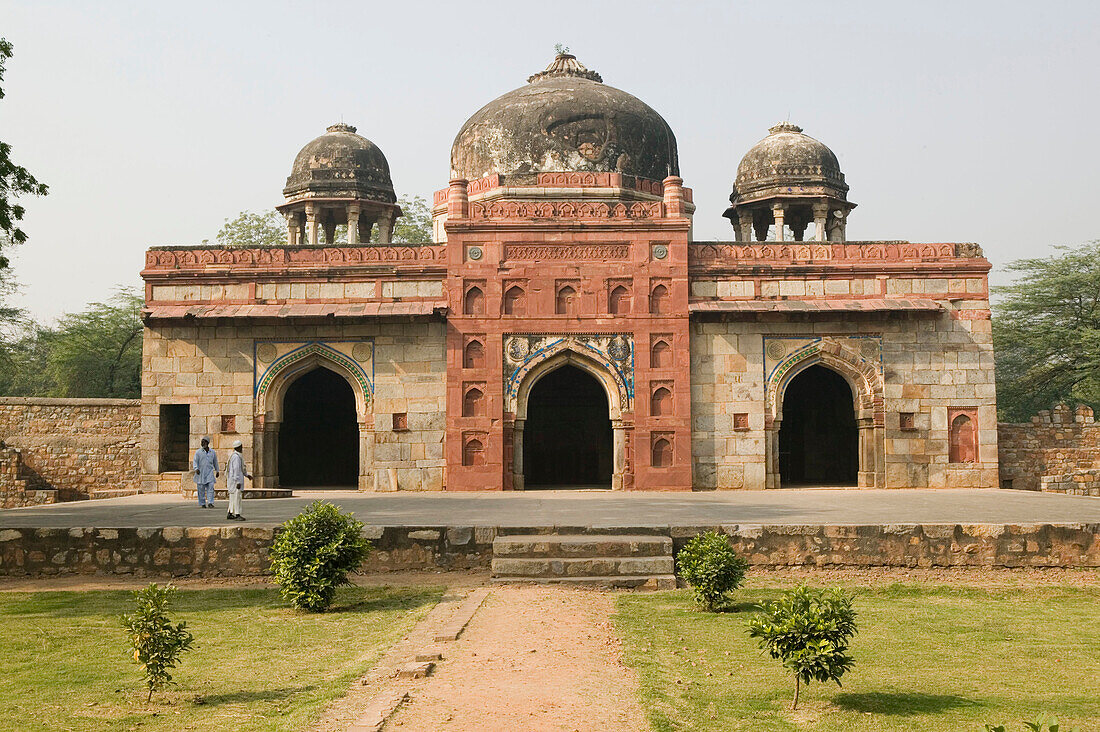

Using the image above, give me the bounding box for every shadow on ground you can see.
[832,691,984,715]
[196,685,316,706]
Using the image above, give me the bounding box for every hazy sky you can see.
[3,0,1099,321]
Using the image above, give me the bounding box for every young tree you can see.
[121,583,195,702]
[215,210,285,248]
[993,241,1100,421]
[388,195,433,243]
[747,585,857,710]
[0,39,49,249]
[47,290,143,398]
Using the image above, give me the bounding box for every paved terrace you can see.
[2,489,1099,528]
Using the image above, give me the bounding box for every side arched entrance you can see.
[255,346,373,490]
[765,338,885,489]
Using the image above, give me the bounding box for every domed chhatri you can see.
[450,53,679,183]
[277,123,401,246]
[723,122,855,243]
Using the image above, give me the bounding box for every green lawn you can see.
[615,583,1100,731]
[0,585,442,732]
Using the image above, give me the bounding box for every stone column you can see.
[662,175,685,217]
[737,211,753,243]
[305,205,319,247]
[772,203,786,242]
[347,204,360,246]
[765,420,781,489]
[857,410,876,488]
[512,419,525,491]
[259,422,280,489]
[358,421,373,492]
[323,219,336,246]
[813,203,829,242]
[612,419,626,490]
[376,212,395,244]
[285,213,300,247]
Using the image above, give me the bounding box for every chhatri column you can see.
[305,204,319,247]
[812,202,829,242]
[771,203,786,242]
[737,210,753,242]
[347,203,361,245]
[512,419,525,491]
[376,212,394,244]
[285,213,300,247]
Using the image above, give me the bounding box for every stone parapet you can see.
[998,406,1100,491]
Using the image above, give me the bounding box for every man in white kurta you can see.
[226,439,252,521]
[192,437,219,508]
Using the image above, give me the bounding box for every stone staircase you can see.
[491,531,676,589]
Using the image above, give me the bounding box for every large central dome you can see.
[450,53,679,183]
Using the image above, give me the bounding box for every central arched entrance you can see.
[523,364,613,489]
[278,367,358,487]
[779,364,858,487]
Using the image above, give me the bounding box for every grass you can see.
[614,582,1100,731]
[0,584,442,732]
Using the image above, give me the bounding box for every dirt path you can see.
[384,585,649,732]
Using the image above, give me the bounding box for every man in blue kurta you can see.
[192,436,219,508]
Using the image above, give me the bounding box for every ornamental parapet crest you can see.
[469,200,662,220]
[143,244,445,272]
[688,241,977,266]
[504,244,631,261]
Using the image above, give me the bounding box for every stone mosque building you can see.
[139,53,998,494]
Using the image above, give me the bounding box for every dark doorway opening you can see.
[524,365,612,488]
[279,367,358,487]
[779,365,858,486]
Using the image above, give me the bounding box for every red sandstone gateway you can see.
[139,53,997,494]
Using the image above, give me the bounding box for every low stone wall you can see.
[998,404,1100,491]
[0,397,140,503]
[2,523,1098,577]
[0,446,57,508]
[1041,469,1100,497]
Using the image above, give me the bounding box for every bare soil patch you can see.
[385,584,649,732]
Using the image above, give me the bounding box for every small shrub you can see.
[747,585,857,709]
[676,530,749,611]
[121,583,195,702]
[270,500,372,612]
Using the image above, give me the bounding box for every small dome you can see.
[283,123,396,204]
[450,53,678,183]
[733,122,847,204]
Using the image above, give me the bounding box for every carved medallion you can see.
[467,246,483,261]
[352,342,373,362]
[256,343,277,363]
[607,336,631,362]
[765,340,787,361]
[860,339,879,358]
[652,244,668,260]
[506,337,530,362]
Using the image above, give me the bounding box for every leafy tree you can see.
[675,530,749,611]
[993,241,1100,421]
[270,501,372,612]
[0,39,49,249]
[215,210,285,248]
[385,195,433,243]
[121,583,195,702]
[747,585,857,710]
[46,290,143,398]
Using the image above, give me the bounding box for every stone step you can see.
[491,555,674,578]
[493,534,672,559]
[180,487,294,500]
[90,488,140,500]
[491,575,677,590]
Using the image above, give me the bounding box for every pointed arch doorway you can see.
[278,367,359,487]
[522,364,613,489]
[778,364,858,487]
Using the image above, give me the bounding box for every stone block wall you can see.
[0,397,140,502]
[998,405,1100,491]
[689,308,998,490]
[141,318,446,493]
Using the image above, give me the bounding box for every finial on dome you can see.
[528,50,603,84]
[768,121,803,135]
[326,122,357,134]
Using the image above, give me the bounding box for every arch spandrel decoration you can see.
[763,335,883,419]
[254,341,374,421]
[503,334,634,419]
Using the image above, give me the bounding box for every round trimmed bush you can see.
[676,530,749,611]
[269,500,372,612]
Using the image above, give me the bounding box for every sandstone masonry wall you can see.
[997,404,1100,492]
[2,522,1097,577]
[689,308,998,490]
[0,398,140,504]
